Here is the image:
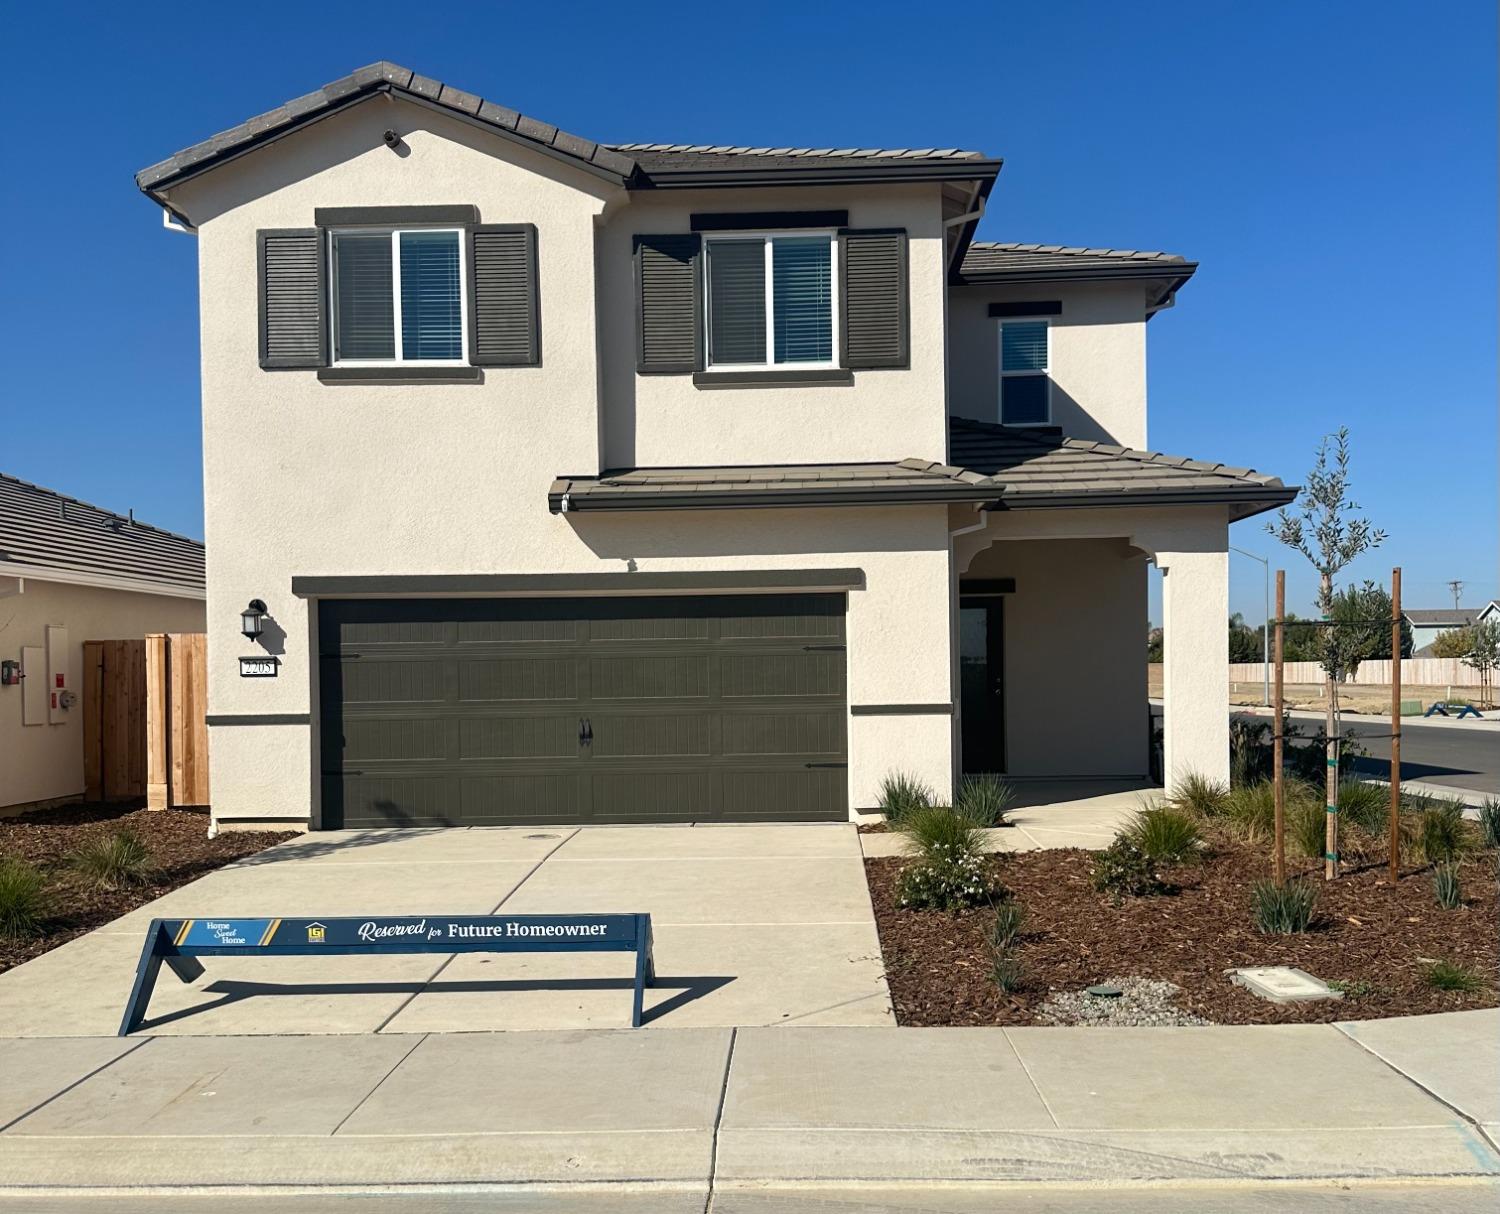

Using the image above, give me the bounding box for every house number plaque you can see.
[238,657,278,677]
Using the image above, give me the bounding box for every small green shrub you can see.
[1123,803,1203,864]
[989,901,1026,953]
[1338,780,1391,836]
[70,829,154,890]
[896,848,997,911]
[1417,800,1468,864]
[1229,717,1275,787]
[1432,863,1463,910]
[1327,978,1376,997]
[878,771,934,825]
[990,953,1026,993]
[1090,839,1168,903]
[1251,879,1318,934]
[954,774,1015,827]
[1288,799,1329,860]
[0,859,50,939]
[1222,780,1277,841]
[898,805,986,861]
[1477,798,1500,849]
[1424,960,1485,993]
[1169,771,1229,817]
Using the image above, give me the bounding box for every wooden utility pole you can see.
[1273,570,1286,886]
[1322,570,1339,881]
[1389,568,1402,883]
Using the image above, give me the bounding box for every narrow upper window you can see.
[705,233,837,369]
[330,228,466,364]
[998,318,1050,425]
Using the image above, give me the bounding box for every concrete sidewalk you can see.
[1,1011,1495,1196]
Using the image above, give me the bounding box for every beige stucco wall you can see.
[962,537,1149,777]
[0,577,205,811]
[158,98,965,828]
[947,281,1149,448]
[596,184,951,469]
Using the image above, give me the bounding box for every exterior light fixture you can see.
[241,599,268,641]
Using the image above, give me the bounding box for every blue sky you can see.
[3,2,1494,623]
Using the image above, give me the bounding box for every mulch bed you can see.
[868,837,1499,1026]
[1,802,296,974]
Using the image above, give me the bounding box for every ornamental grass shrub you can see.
[69,829,154,890]
[1288,799,1329,861]
[0,859,49,939]
[878,771,934,826]
[1416,800,1469,864]
[1337,779,1391,836]
[1479,797,1500,849]
[1222,778,1320,844]
[1122,803,1203,864]
[1431,863,1463,910]
[1251,879,1318,934]
[1168,771,1229,818]
[1424,960,1485,993]
[988,900,1026,953]
[895,806,998,911]
[954,774,1015,827]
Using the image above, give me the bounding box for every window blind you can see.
[773,237,832,364]
[707,240,766,365]
[399,231,462,360]
[1001,320,1048,373]
[333,232,395,360]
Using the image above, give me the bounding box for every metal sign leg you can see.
[118,921,170,1037]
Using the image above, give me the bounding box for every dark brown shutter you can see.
[258,229,326,369]
[635,233,703,374]
[839,229,908,370]
[468,224,540,367]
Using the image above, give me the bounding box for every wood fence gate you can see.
[82,634,209,807]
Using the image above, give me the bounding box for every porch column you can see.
[1156,545,1230,785]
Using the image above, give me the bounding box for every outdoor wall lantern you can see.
[241,599,268,641]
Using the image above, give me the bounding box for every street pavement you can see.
[1,1011,1495,1197]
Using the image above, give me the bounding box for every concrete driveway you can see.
[0,824,893,1036]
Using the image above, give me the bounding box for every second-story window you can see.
[705,233,837,369]
[998,318,1050,425]
[330,228,466,364]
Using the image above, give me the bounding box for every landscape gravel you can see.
[1035,977,1212,1027]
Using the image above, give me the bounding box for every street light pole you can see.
[1231,546,1271,706]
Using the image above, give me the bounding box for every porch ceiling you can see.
[550,418,1296,519]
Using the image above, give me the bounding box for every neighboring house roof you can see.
[0,474,205,598]
[136,62,1001,204]
[957,242,1198,308]
[1403,609,1480,626]
[550,418,1295,519]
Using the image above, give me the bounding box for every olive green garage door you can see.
[318,594,848,828]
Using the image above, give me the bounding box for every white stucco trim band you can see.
[288,569,866,598]
[0,563,205,601]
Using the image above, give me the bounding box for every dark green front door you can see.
[318,594,847,828]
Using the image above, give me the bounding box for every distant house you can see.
[0,475,205,813]
[1404,604,1498,656]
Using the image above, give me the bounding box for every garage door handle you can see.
[802,644,845,651]
[805,762,847,769]
[579,718,593,746]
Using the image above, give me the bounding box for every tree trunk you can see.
[1322,571,1339,880]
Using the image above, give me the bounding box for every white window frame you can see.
[996,316,1052,426]
[703,230,840,371]
[329,226,469,367]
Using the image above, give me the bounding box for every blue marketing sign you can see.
[120,913,656,1035]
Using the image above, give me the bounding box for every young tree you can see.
[1266,427,1386,879]
[1462,619,1500,708]
[1431,626,1475,659]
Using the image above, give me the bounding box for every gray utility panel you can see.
[318,594,848,827]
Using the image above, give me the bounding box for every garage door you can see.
[318,594,847,828]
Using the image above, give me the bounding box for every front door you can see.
[959,596,1005,773]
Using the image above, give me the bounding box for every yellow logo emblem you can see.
[306,922,326,943]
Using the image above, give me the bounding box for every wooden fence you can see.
[83,634,209,806]
[1226,657,1478,687]
[82,640,146,802]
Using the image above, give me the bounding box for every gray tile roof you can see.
[0,474,205,594]
[137,62,1001,197]
[136,61,637,192]
[959,242,1197,289]
[550,419,1295,518]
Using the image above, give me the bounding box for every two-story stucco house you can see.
[136,62,1295,832]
